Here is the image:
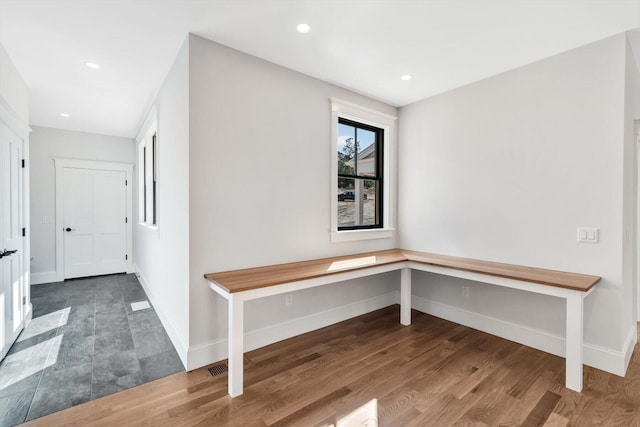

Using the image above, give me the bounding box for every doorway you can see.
[0,122,26,360]
[54,158,133,281]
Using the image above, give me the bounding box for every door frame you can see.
[54,158,134,281]
[0,96,31,330]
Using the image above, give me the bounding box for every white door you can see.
[0,124,25,360]
[63,167,128,279]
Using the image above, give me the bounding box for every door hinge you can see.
[22,228,26,237]
[21,159,25,168]
[22,296,26,305]
[125,217,128,223]
[125,254,128,260]
[125,179,128,186]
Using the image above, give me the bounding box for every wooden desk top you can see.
[205,249,601,294]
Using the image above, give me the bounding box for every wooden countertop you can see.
[204,249,601,294]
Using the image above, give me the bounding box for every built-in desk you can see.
[205,249,600,397]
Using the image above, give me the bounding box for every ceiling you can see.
[1,0,639,139]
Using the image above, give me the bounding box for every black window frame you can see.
[337,117,384,231]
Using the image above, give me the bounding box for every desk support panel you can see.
[565,293,584,392]
[228,295,244,397]
[401,267,412,326]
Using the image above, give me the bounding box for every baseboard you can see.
[30,271,57,285]
[622,324,637,375]
[134,265,188,369]
[186,291,400,371]
[412,295,630,376]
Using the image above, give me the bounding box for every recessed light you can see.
[85,62,100,69]
[296,23,310,33]
[401,74,412,81]
[60,113,70,118]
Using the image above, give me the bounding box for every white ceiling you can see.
[1,0,639,138]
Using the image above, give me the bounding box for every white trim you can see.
[412,295,631,376]
[622,324,637,374]
[186,291,399,370]
[136,109,159,232]
[30,271,58,285]
[330,228,394,242]
[54,158,134,281]
[135,265,187,369]
[330,98,397,243]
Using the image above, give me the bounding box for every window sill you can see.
[330,228,394,243]
[137,223,159,236]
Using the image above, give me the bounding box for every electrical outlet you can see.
[285,294,293,306]
[461,286,470,297]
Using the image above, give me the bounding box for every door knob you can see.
[65,227,75,232]
[0,249,17,258]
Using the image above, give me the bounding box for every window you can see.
[137,110,158,228]
[337,118,383,230]
[331,98,397,242]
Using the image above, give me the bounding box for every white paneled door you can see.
[0,124,25,360]
[63,168,128,279]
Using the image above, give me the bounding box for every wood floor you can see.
[20,306,640,426]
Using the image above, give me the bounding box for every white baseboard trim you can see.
[412,295,630,376]
[134,265,188,369]
[622,324,637,375]
[30,271,58,285]
[186,291,400,371]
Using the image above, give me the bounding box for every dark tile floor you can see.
[0,274,184,426]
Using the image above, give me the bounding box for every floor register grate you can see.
[208,363,229,377]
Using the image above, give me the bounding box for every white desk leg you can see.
[565,293,583,392]
[228,295,244,397]
[401,267,412,326]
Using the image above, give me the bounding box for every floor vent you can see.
[208,363,228,377]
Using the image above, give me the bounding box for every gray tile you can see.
[96,296,125,313]
[26,363,92,421]
[132,327,173,359]
[7,329,57,355]
[96,290,123,304]
[91,372,143,400]
[0,390,33,427]
[57,316,95,339]
[94,331,135,354]
[93,350,140,382]
[122,289,147,303]
[0,335,62,392]
[66,292,96,306]
[66,302,96,322]
[46,335,94,371]
[32,299,69,318]
[95,307,129,337]
[139,348,184,383]
[0,372,41,399]
[127,309,161,334]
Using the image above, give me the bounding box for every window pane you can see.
[338,123,355,176]
[356,129,376,177]
[338,178,355,228]
[362,179,378,226]
[338,178,379,228]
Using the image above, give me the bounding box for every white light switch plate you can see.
[42,216,54,224]
[577,227,599,243]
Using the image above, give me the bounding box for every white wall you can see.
[134,39,190,367]
[0,44,29,124]
[399,34,635,375]
[187,34,399,368]
[29,126,135,283]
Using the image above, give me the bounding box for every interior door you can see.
[63,168,128,279]
[0,124,24,360]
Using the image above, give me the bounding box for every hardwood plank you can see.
[20,308,640,427]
